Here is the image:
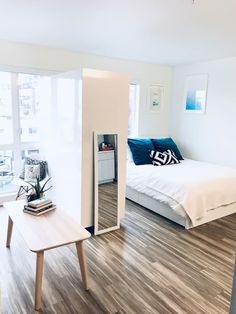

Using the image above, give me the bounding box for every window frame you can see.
[128,83,140,137]
[0,67,56,197]
[0,72,40,174]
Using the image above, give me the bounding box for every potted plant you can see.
[26,177,52,202]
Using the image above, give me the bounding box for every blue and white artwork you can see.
[184,74,208,113]
[148,85,164,113]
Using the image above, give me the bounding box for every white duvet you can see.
[126,159,236,224]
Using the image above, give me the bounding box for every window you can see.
[0,71,44,195]
[19,73,40,142]
[0,150,14,193]
[128,84,139,136]
[0,72,13,144]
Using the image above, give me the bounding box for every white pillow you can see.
[24,164,40,182]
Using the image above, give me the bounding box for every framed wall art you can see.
[184,74,208,114]
[148,85,164,113]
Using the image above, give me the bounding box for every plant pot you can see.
[26,193,45,202]
[27,193,38,202]
[27,193,45,202]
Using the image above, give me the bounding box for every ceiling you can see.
[0,0,236,65]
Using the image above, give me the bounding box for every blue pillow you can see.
[151,138,184,160]
[128,138,155,165]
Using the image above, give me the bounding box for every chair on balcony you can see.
[12,157,49,200]
[0,155,14,190]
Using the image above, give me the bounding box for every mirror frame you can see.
[94,131,120,235]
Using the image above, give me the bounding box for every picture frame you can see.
[148,85,164,113]
[184,74,208,114]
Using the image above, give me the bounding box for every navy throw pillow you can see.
[128,138,155,165]
[151,138,184,160]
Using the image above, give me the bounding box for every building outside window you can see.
[0,71,43,196]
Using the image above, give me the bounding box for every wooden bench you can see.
[4,200,91,311]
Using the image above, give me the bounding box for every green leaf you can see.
[42,185,52,193]
[40,177,51,193]
[25,181,36,190]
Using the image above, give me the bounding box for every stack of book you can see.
[23,198,56,216]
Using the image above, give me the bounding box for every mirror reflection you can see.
[97,134,118,231]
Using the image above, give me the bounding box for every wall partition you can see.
[41,68,129,227]
[81,69,129,227]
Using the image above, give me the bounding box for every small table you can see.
[4,200,91,311]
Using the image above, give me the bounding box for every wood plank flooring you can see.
[1,199,236,313]
[98,182,118,231]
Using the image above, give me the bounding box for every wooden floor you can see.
[98,182,118,231]
[1,200,236,313]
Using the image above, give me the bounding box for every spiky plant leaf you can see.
[40,177,51,193]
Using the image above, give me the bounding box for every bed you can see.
[126,158,236,229]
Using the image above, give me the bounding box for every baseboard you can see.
[86,226,94,234]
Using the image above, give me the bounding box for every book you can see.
[28,197,52,208]
[23,205,56,216]
[26,201,52,211]
[24,203,54,212]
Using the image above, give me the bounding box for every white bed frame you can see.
[126,186,236,229]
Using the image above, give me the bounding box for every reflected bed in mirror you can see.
[94,133,119,235]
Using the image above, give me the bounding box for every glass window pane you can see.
[0,150,15,194]
[128,84,139,136]
[0,72,13,145]
[19,73,40,142]
[21,149,40,161]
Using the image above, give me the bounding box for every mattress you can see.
[126,159,236,224]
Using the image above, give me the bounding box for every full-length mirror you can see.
[94,133,119,235]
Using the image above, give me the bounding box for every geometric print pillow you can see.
[150,149,180,166]
[24,164,40,182]
[20,157,48,181]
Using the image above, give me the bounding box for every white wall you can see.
[81,69,129,227]
[0,39,172,137]
[170,56,236,168]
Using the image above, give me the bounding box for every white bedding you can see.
[126,159,236,225]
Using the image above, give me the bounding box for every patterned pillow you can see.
[150,149,180,166]
[24,164,40,182]
[20,158,48,181]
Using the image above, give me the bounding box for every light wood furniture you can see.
[4,200,91,311]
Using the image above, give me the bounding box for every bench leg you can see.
[6,217,13,248]
[35,251,44,311]
[75,241,89,290]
